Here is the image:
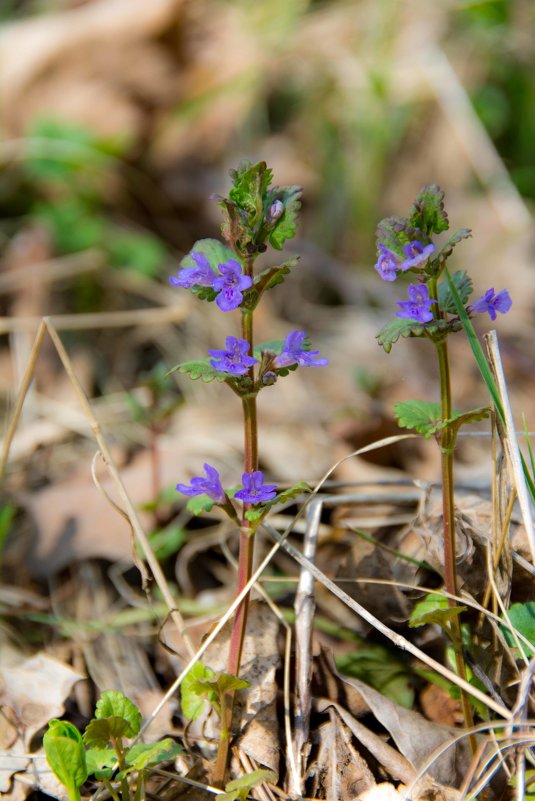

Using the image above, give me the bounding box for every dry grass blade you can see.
[0,317,194,658]
[0,304,188,333]
[485,330,535,563]
[262,524,511,720]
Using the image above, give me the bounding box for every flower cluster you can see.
[374,241,435,282]
[170,162,328,521]
[176,465,277,506]
[170,252,252,312]
[374,235,511,325]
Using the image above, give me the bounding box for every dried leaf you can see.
[307,707,375,801]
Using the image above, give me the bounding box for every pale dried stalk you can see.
[485,330,535,563]
[0,317,194,658]
[0,304,188,334]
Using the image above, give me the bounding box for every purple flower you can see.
[471,288,512,321]
[374,245,402,282]
[234,471,278,504]
[212,259,253,312]
[266,200,284,224]
[170,251,215,289]
[272,330,328,369]
[209,336,258,376]
[396,283,436,323]
[401,240,435,270]
[176,463,225,504]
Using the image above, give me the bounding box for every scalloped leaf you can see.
[180,238,236,271]
[266,185,302,250]
[229,161,273,227]
[244,258,299,310]
[83,717,132,749]
[85,747,117,780]
[394,401,445,438]
[409,593,467,631]
[375,215,412,255]
[185,493,216,516]
[95,691,141,735]
[394,400,490,439]
[376,317,456,353]
[220,769,277,801]
[181,662,217,721]
[245,481,310,524]
[166,360,228,383]
[409,184,449,235]
[376,318,426,353]
[438,270,473,313]
[125,739,182,771]
[501,602,535,658]
[433,228,472,268]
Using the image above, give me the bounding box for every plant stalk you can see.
[213,299,258,786]
[430,276,476,749]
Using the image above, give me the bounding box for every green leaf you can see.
[409,184,449,235]
[229,161,273,228]
[244,258,298,309]
[375,215,413,255]
[220,769,277,801]
[166,360,228,383]
[337,645,414,708]
[85,748,117,780]
[394,400,489,439]
[214,673,250,695]
[107,230,166,277]
[95,691,142,735]
[437,270,473,313]
[502,602,535,658]
[266,185,302,250]
[377,315,462,353]
[181,662,217,721]
[433,228,472,268]
[43,719,88,801]
[245,482,310,524]
[409,593,467,630]
[185,494,217,516]
[34,197,105,254]
[125,739,182,771]
[83,717,132,749]
[180,238,236,273]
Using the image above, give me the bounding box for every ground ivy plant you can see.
[43,690,181,801]
[373,184,511,742]
[169,161,327,784]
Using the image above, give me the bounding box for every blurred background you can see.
[1,0,534,570]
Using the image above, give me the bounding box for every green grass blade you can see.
[446,268,535,503]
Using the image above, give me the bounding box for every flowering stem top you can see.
[168,161,327,786]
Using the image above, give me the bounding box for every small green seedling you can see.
[44,690,181,801]
[219,768,277,801]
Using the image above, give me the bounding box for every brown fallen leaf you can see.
[334,669,472,787]
[306,706,375,800]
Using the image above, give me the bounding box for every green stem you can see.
[429,278,476,750]
[111,737,131,801]
[214,271,259,787]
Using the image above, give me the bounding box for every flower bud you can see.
[262,371,277,386]
[266,200,284,224]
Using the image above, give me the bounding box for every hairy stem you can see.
[214,294,258,786]
[430,277,476,749]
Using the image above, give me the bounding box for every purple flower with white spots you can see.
[209,336,258,376]
[212,259,253,312]
[234,471,278,504]
[401,240,435,270]
[374,244,402,282]
[471,288,512,321]
[396,283,436,324]
[272,330,328,369]
[176,463,225,503]
[170,251,215,289]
